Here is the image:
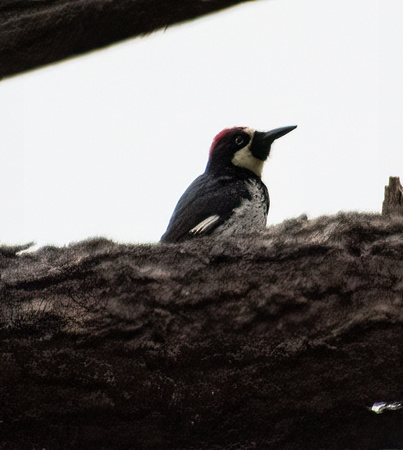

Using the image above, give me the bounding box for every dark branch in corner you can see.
[0,0,252,78]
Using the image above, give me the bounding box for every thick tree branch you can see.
[0,0,251,78]
[1,212,402,448]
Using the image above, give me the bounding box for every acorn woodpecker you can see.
[161,125,297,243]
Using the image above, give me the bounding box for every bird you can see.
[160,125,297,243]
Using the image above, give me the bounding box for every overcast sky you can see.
[1,0,402,247]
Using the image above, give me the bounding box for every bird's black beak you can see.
[251,125,297,161]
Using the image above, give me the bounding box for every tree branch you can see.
[0,0,252,78]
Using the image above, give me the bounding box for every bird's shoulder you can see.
[173,172,254,215]
[161,172,257,242]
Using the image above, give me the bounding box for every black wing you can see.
[161,173,251,243]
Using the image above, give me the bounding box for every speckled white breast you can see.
[213,179,268,237]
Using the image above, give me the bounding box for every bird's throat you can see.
[231,147,264,178]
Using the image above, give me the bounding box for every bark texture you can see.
[1,212,403,449]
[0,0,250,78]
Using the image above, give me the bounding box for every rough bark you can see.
[382,176,403,217]
[1,212,403,449]
[0,0,250,78]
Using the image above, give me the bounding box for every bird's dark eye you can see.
[235,136,244,146]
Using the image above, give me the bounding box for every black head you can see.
[206,126,297,177]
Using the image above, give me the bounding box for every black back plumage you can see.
[161,167,269,243]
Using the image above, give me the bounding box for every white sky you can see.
[1,0,402,247]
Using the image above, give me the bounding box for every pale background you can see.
[1,0,402,247]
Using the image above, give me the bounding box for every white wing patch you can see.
[189,215,220,235]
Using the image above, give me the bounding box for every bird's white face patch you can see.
[231,128,264,178]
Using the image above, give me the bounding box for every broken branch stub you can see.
[382,176,403,217]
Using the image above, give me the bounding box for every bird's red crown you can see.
[209,127,244,156]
